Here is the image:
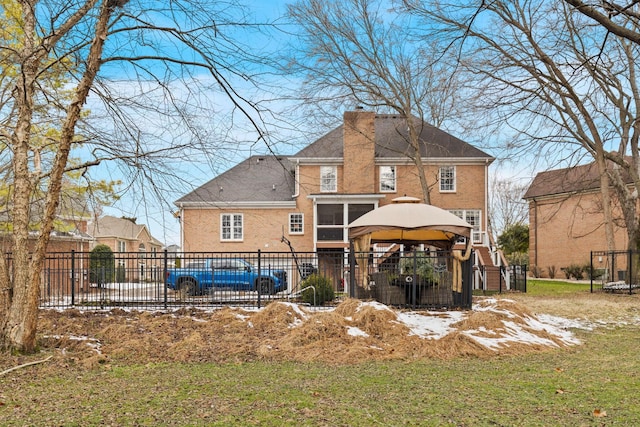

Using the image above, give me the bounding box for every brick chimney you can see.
[343,109,376,193]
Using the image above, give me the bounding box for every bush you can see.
[564,263,585,280]
[89,244,115,284]
[585,264,604,280]
[530,265,543,278]
[300,273,335,306]
[547,265,556,279]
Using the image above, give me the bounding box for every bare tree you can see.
[286,0,469,204]
[403,0,640,252]
[564,0,640,44]
[0,0,278,352]
[488,175,529,241]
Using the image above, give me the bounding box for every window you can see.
[320,166,337,192]
[379,166,396,192]
[439,166,456,192]
[317,204,344,241]
[289,213,304,234]
[117,240,126,252]
[348,204,374,223]
[450,209,482,243]
[465,210,481,243]
[221,213,243,241]
[315,203,374,242]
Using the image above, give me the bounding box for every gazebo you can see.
[347,197,474,309]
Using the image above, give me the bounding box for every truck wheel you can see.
[258,278,275,295]
[180,279,196,297]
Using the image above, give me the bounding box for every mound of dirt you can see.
[5,297,584,371]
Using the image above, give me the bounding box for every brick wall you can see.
[181,208,310,252]
[343,110,375,194]
[528,191,629,277]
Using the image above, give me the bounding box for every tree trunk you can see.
[407,119,432,204]
[0,0,114,353]
[595,155,616,253]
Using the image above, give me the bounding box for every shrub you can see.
[89,244,115,284]
[530,265,543,278]
[300,273,335,306]
[547,265,556,279]
[585,264,604,280]
[565,263,584,280]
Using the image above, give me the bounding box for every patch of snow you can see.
[347,326,369,337]
[277,301,310,320]
[396,311,465,339]
[536,314,594,331]
[464,323,558,350]
[356,301,393,312]
[43,334,102,354]
[289,317,305,328]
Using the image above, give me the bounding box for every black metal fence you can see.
[36,248,474,310]
[507,265,528,293]
[352,248,473,309]
[590,250,640,294]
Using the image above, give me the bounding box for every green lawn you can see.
[524,278,593,295]
[1,284,639,426]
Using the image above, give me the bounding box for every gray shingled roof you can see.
[89,215,162,246]
[293,114,492,159]
[175,115,492,206]
[175,156,295,205]
[522,161,634,200]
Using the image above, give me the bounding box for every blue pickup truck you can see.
[166,258,288,296]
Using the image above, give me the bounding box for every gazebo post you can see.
[349,240,356,298]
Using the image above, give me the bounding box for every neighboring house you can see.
[523,161,631,278]
[175,110,498,287]
[88,215,164,282]
[0,205,93,298]
[0,193,94,254]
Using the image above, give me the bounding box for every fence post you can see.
[628,249,633,295]
[163,249,168,310]
[411,250,417,308]
[349,241,355,298]
[257,249,262,308]
[590,251,594,293]
[71,250,75,306]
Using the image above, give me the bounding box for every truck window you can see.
[185,260,206,269]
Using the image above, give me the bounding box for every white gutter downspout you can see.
[293,159,300,198]
[485,158,490,247]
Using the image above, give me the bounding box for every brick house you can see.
[88,215,164,282]
[523,161,631,278]
[175,110,499,288]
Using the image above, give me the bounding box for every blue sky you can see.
[89,0,546,246]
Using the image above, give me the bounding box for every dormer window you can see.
[320,166,337,192]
